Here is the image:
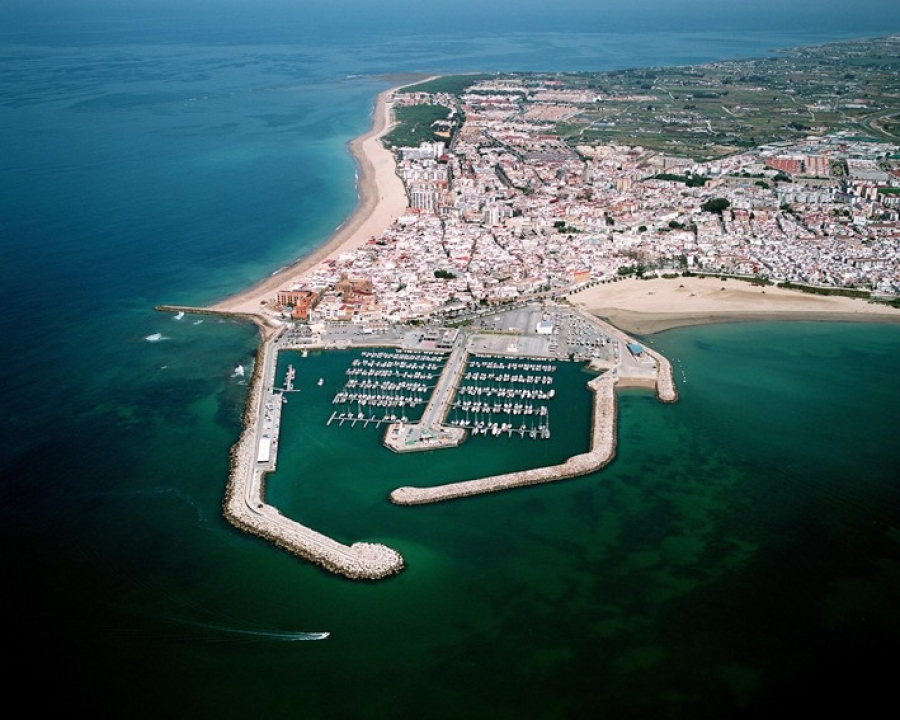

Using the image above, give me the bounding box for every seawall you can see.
[160,305,404,580]
[222,332,405,580]
[389,373,617,505]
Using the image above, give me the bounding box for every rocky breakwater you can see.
[223,337,404,580]
[580,310,678,404]
[390,374,618,505]
[640,345,678,403]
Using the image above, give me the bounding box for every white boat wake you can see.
[145,333,166,342]
[173,311,185,320]
[183,621,329,642]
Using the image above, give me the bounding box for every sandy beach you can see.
[570,276,900,335]
[210,82,416,316]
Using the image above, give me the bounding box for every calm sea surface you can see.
[2,7,899,717]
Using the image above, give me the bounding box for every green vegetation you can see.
[778,281,871,299]
[524,37,900,160]
[402,74,493,96]
[434,269,456,279]
[701,198,731,215]
[553,220,580,234]
[653,173,708,187]
[384,103,453,148]
[668,220,688,230]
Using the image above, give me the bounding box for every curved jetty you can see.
[390,373,617,504]
[642,344,678,403]
[223,328,404,580]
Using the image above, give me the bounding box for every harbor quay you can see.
[383,332,469,452]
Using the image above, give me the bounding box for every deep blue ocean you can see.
[2,3,900,717]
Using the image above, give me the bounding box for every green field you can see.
[383,103,455,148]
[410,37,900,161]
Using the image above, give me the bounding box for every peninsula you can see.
[160,36,899,579]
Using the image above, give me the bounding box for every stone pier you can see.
[223,331,404,580]
[390,373,618,504]
[383,333,469,453]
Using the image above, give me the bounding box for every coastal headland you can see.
[160,46,899,578]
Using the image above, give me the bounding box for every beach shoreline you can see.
[570,276,900,335]
[209,77,431,317]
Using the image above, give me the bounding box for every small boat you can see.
[317,378,324,386]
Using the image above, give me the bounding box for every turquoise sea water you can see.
[2,6,900,717]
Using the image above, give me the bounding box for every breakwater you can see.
[157,301,678,575]
[163,305,405,580]
[156,304,283,340]
[641,345,678,403]
[223,335,404,579]
[389,373,617,505]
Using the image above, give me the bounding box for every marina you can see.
[215,300,677,577]
[326,350,447,428]
[322,350,561,441]
[448,358,558,439]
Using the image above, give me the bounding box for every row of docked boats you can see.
[446,356,557,440]
[466,359,557,373]
[452,399,548,416]
[345,367,436,380]
[283,364,296,392]
[351,357,441,372]
[359,350,444,362]
[452,417,551,439]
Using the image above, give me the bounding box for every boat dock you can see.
[383,334,469,452]
[326,349,445,428]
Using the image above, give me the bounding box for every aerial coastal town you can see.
[270,38,900,327]
[164,37,900,579]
